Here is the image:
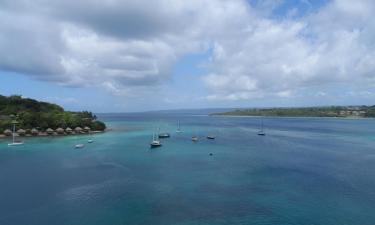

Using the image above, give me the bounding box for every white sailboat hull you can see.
[150,140,162,148]
[8,142,24,146]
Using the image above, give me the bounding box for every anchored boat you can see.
[8,120,23,147]
[258,117,266,136]
[150,131,162,148]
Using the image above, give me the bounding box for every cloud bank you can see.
[1,0,375,102]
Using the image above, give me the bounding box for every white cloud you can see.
[315,91,327,97]
[0,0,252,97]
[1,0,375,105]
[202,0,375,101]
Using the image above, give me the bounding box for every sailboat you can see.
[176,120,182,133]
[87,130,94,143]
[73,130,85,148]
[150,131,162,148]
[8,122,24,146]
[75,144,85,149]
[157,124,170,138]
[257,117,266,136]
[192,128,199,142]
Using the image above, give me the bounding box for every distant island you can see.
[0,95,106,137]
[211,106,375,118]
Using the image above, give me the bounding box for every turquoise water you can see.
[1,112,375,225]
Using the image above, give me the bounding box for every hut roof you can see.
[84,126,91,130]
[75,127,83,131]
[17,129,26,133]
[56,128,64,133]
[65,127,72,131]
[31,128,39,134]
[3,129,12,134]
[46,128,54,132]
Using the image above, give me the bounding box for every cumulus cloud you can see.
[0,0,252,95]
[203,0,375,101]
[0,0,375,103]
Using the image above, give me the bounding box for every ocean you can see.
[0,112,375,225]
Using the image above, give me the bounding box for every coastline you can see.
[210,114,374,120]
[0,130,105,139]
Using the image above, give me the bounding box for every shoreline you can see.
[210,114,374,120]
[0,130,105,139]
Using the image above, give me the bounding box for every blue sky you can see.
[1,0,375,112]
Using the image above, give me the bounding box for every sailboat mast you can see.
[12,123,15,143]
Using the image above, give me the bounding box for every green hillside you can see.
[0,95,106,133]
[212,106,375,118]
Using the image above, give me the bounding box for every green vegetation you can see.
[0,95,106,133]
[212,106,375,118]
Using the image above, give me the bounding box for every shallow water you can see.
[0,112,375,225]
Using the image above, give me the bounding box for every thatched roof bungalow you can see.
[56,128,64,134]
[75,127,83,133]
[46,128,54,135]
[3,129,12,136]
[17,129,26,136]
[65,127,73,133]
[83,126,91,132]
[31,128,39,135]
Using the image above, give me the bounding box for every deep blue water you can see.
[0,112,375,225]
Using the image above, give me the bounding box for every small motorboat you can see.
[158,133,170,138]
[192,136,198,142]
[75,144,85,149]
[206,135,216,139]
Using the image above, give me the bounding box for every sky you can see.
[1,0,375,112]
